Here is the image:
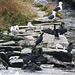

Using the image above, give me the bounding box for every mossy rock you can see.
[40,6,49,11]
[34,3,43,7]
[2,35,11,42]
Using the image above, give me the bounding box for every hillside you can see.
[0,0,37,31]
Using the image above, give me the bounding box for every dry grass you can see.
[0,0,37,30]
[12,0,36,16]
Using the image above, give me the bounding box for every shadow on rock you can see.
[43,51,72,62]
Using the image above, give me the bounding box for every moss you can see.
[56,12,63,18]
[34,3,43,7]
[40,6,49,11]
[43,12,52,17]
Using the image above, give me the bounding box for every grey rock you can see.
[10,58,23,68]
[21,48,31,54]
[12,36,24,41]
[0,40,4,43]
[18,40,35,47]
[0,46,22,52]
[0,58,8,70]
[0,41,15,46]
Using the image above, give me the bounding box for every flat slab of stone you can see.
[0,41,15,46]
[0,40,4,43]
[21,48,31,54]
[24,36,35,41]
[10,58,23,68]
[19,29,26,33]
[19,26,28,29]
[43,48,67,53]
[0,46,22,51]
[33,19,61,23]
[10,59,23,64]
[43,33,68,46]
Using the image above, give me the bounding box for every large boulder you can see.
[43,54,74,68]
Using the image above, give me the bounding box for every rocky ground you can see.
[0,2,75,75]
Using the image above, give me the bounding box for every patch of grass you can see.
[23,0,34,3]
[40,6,49,11]
[0,33,11,42]
[0,0,37,31]
[34,3,43,7]
[2,35,11,42]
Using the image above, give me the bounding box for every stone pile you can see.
[0,6,75,71]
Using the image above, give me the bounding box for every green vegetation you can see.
[23,0,34,3]
[34,3,43,7]
[40,6,49,11]
[0,0,37,31]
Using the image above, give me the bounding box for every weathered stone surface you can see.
[0,40,4,43]
[43,54,74,68]
[22,63,42,71]
[6,52,21,58]
[18,39,35,47]
[43,51,72,62]
[21,48,31,54]
[0,58,8,70]
[11,36,24,41]
[0,46,22,52]
[24,36,35,41]
[43,48,67,53]
[10,58,23,68]
[0,41,15,46]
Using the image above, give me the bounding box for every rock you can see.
[32,20,61,24]
[11,36,24,41]
[36,55,48,64]
[0,40,4,43]
[43,54,74,68]
[19,29,26,33]
[24,36,35,41]
[48,43,64,49]
[0,46,22,52]
[22,63,42,71]
[18,40,35,47]
[10,58,23,68]
[44,51,72,62]
[0,53,10,68]
[0,41,15,46]
[21,48,31,54]
[0,58,8,70]
[6,51,21,58]
[19,54,30,65]
[3,31,8,35]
